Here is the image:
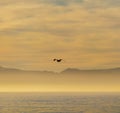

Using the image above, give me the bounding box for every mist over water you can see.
[0,93,120,113]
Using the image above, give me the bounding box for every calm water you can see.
[0,93,120,113]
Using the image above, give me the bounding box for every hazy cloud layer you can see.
[0,0,120,71]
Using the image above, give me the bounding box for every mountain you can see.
[0,66,22,72]
[0,66,120,75]
[61,67,120,75]
[0,66,55,75]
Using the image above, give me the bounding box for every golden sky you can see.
[0,0,120,71]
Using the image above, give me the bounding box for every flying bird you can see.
[53,59,62,62]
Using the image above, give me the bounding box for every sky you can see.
[0,0,120,71]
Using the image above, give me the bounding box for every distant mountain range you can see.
[0,66,21,72]
[0,66,55,75]
[61,67,120,74]
[0,66,120,75]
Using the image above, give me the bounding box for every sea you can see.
[0,92,120,113]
